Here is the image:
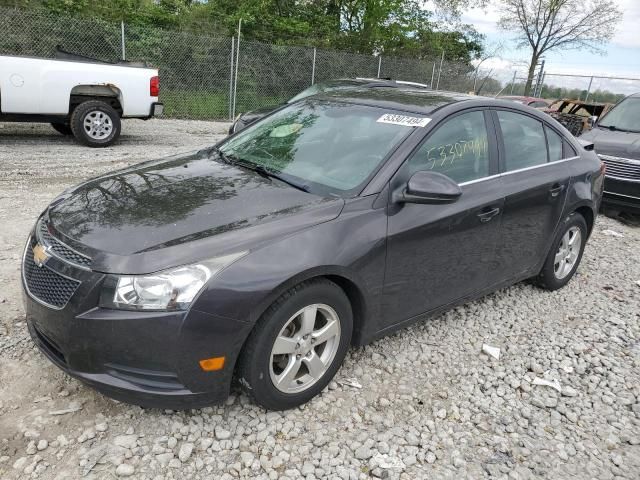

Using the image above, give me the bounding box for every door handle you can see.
[549,184,565,197]
[477,207,501,222]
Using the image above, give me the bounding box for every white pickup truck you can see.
[0,50,163,147]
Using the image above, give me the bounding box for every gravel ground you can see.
[1,119,639,480]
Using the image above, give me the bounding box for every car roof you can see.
[314,87,481,115]
[500,95,547,102]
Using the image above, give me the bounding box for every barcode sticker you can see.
[377,113,431,127]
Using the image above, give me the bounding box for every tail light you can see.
[150,76,160,97]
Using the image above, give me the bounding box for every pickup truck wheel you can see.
[70,100,121,147]
[50,122,73,136]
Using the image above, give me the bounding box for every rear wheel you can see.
[534,212,587,290]
[236,279,352,410]
[70,100,121,147]
[50,122,72,136]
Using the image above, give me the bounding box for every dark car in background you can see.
[580,93,640,214]
[229,78,429,134]
[24,88,603,411]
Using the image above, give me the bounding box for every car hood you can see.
[46,149,344,274]
[239,105,279,124]
[580,127,640,160]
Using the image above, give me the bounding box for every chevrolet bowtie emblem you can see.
[33,244,51,268]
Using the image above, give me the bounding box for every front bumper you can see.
[22,233,251,409]
[602,176,640,214]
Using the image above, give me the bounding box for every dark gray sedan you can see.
[23,88,604,410]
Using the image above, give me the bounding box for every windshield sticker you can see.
[377,114,431,127]
[269,123,304,138]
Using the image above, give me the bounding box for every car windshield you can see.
[287,80,365,104]
[598,97,640,132]
[219,100,417,196]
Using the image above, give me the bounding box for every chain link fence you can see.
[1,6,482,120]
[504,72,640,104]
[540,74,640,104]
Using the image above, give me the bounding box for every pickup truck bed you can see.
[0,53,163,147]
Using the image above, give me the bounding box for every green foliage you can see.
[7,0,485,62]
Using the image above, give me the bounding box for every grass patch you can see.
[160,90,288,120]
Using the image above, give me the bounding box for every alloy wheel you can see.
[83,110,113,140]
[269,303,341,394]
[553,226,582,279]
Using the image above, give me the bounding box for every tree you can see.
[498,0,622,95]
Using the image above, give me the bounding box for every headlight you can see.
[100,252,247,311]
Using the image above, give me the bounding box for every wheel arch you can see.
[244,266,372,350]
[572,204,595,237]
[69,84,123,116]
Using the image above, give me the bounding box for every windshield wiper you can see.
[213,148,310,193]
[598,124,640,133]
[248,164,310,193]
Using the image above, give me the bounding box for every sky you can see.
[459,0,640,95]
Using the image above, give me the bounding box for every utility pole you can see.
[509,71,517,95]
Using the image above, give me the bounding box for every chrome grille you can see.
[38,220,91,267]
[23,249,80,309]
[599,155,640,182]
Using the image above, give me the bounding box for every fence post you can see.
[585,76,594,102]
[431,62,435,88]
[121,21,126,60]
[435,51,444,91]
[232,19,242,120]
[377,56,382,78]
[311,47,316,85]
[229,37,235,121]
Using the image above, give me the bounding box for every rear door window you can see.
[497,111,547,171]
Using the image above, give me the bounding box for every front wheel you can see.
[236,279,353,410]
[70,100,121,147]
[534,212,588,290]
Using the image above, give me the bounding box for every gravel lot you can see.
[1,119,639,480]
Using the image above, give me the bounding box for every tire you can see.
[50,122,72,136]
[533,212,588,291]
[70,100,121,147]
[236,279,353,410]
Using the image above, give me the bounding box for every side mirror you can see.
[588,115,598,127]
[393,170,462,204]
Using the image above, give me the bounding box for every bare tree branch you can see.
[498,0,622,94]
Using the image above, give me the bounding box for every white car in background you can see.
[0,49,163,147]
